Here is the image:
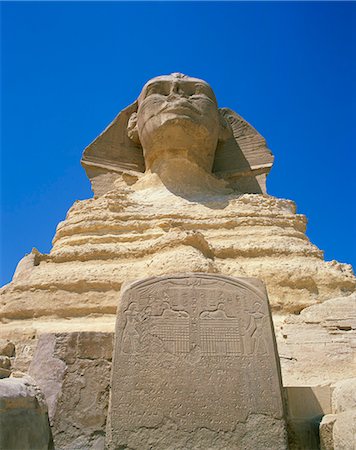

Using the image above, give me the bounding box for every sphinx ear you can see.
[127,112,140,145]
[218,109,233,142]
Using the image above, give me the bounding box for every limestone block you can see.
[0,339,15,357]
[285,385,332,449]
[331,378,356,450]
[332,410,356,450]
[29,332,113,450]
[0,368,11,378]
[12,248,41,281]
[277,294,356,386]
[318,378,356,450]
[0,374,53,450]
[107,273,288,449]
[332,378,356,414]
[1,192,354,333]
[0,356,11,370]
[319,414,336,450]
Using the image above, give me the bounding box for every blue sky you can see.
[1,1,355,286]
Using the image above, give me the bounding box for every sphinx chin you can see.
[141,123,217,173]
[142,116,213,147]
[134,157,232,198]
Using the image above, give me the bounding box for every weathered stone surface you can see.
[285,385,332,449]
[0,356,11,370]
[277,294,356,385]
[0,368,11,378]
[0,339,15,378]
[332,378,356,414]
[0,192,354,335]
[0,339,15,357]
[107,273,287,449]
[319,414,336,450]
[318,378,356,450]
[332,410,356,450]
[0,72,355,449]
[1,74,354,337]
[0,374,53,450]
[82,73,274,197]
[29,332,113,450]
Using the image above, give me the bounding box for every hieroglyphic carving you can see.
[121,303,140,354]
[200,303,241,355]
[119,283,269,359]
[149,305,190,354]
[107,274,287,449]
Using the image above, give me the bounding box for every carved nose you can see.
[168,82,185,98]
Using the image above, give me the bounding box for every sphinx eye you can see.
[192,84,216,102]
[145,84,168,97]
[145,85,158,97]
[193,84,211,97]
[194,84,205,93]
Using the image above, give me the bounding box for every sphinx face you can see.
[135,74,221,172]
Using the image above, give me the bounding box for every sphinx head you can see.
[82,73,274,196]
[127,73,230,174]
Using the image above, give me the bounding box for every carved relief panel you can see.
[107,274,287,449]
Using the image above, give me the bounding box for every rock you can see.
[0,374,53,450]
[332,378,356,413]
[0,368,11,379]
[29,332,113,450]
[12,248,41,281]
[0,75,354,333]
[319,414,336,450]
[1,192,354,334]
[319,378,356,450]
[0,72,355,449]
[277,294,356,386]
[285,384,332,449]
[0,345,13,378]
[332,410,356,450]
[0,339,15,357]
[107,274,288,449]
[0,356,11,369]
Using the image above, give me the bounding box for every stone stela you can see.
[107,273,288,449]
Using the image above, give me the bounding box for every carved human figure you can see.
[244,302,269,355]
[121,303,140,354]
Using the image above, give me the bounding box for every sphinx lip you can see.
[161,101,201,115]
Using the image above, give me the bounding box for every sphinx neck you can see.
[136,157,232,198]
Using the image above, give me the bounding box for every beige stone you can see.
[332,410,356,450]
[0,340,15,357]
[0,368,11,379]
[332,378,356,414]
[0,374,53,450]
[0,71,354,449]
[318,378,356,450]
[107,273,287,449]
[1,73,354,337]
[0,192,354,335]
[82,72,274,197]
[29,332,113,450]
[320,414,336,450]
[277,294,356,386]
[285,385,332,449]
[0,356,11,370]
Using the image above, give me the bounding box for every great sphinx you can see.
[1,73,355,450]
[81,72,274,197]
[1,72,354,327]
